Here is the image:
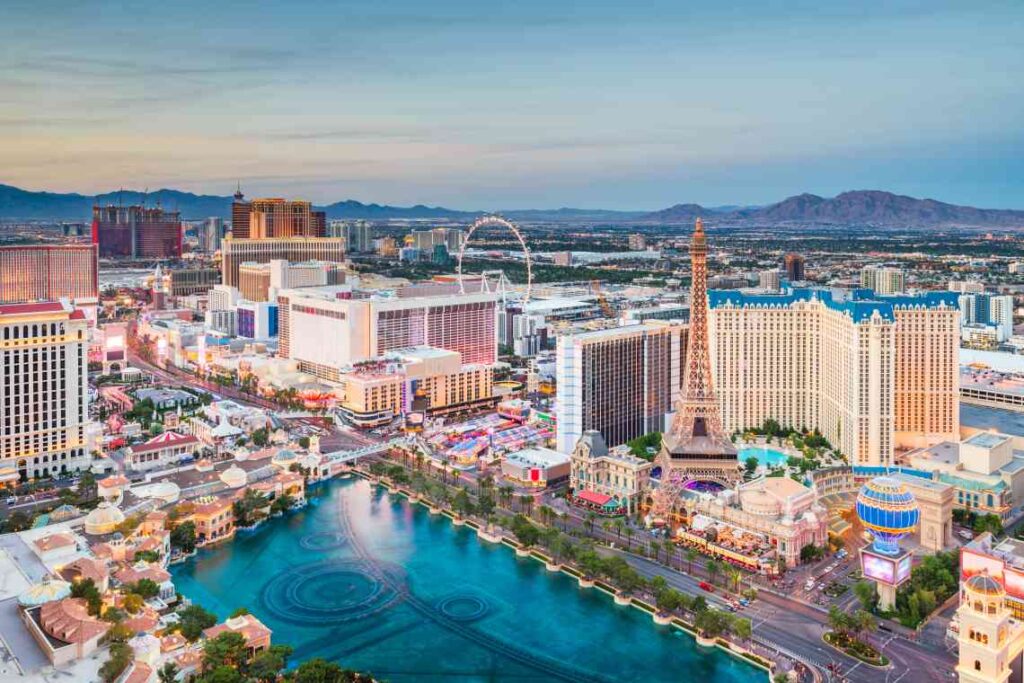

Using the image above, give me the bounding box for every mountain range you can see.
[1,183,1022,228]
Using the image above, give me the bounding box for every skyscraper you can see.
[201,217,224,252]
[277,286,498,376]
[651,218,739,517]
[0,245,98,306]
[220,237,346,287]
[341,221,374,253]
[241,198,326,239]
[92,205,182,259]
[860,266,906,295]
[231,186,251,239]
[784,253,806,282]
[0,301,91,482]
[708,288,960,464]
[555,322,686,454]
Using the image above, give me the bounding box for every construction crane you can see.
[589,280,615,318]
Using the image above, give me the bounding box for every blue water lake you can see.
[171,477,761,682]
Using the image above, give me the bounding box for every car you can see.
[804,579,816,590]
[699,582,714,592]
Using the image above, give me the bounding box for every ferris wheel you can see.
[456,214,533,303]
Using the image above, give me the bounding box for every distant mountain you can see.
[0,184,474,221]
[3,183,1023,228]
[724,190,1024,228]
[319,199,472,220]
[501,208,645,222]
[641,203,713,223]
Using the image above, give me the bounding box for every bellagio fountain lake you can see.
[170,477,762,682]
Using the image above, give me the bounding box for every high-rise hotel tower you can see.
[708,287,959,466]
[0,301,91,483]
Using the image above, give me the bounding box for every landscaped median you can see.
[822,631,889,667]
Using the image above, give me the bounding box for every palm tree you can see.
[662,539,676,569]
[519,494,534,518]
[499,485,515,510]
[601,519,613,539]
[624,526,634,551]
[441,459,449,484]
[538,504,554,527]
[684,548,698,574]
[157,662,179,683]
[728,568,743,593]
[706,559,721,586]
[613,518,625,540]
[584,511,597,535]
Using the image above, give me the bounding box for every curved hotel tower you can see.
[708,287,960,466]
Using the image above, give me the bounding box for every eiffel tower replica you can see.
[650,217,739,519]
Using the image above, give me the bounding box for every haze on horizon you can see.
[2,0,1022,211]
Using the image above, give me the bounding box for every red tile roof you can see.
[0,301,68,316]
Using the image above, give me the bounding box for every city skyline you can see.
[3,1,1023,209]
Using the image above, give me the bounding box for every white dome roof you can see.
[84,501,126,535]
[219,465,247,488]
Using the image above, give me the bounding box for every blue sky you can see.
[2,0,1022,209]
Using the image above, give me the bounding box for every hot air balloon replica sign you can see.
[855,476,920,610]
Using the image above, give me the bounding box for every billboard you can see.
[896,554,913,584]
[862,553,896,585]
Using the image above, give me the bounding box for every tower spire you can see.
[650,217,739,519]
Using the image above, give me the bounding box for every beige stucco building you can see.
[708,288,959,466]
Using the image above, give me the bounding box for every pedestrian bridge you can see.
[323,437,406,464]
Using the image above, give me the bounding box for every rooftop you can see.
[708,287,959,323]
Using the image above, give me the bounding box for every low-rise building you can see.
[127,431,200,471]
[203,614,272,659]
[569,431,652,515]
[907,432,1024,521]
[501,447,571,488]
[22,597,109,666]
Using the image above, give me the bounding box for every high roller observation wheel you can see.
[456,215,533,303]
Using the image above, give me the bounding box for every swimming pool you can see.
[738,446,789,468]
[171,478,761,682]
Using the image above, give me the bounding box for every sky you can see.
[2,0,1023,210]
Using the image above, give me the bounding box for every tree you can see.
[271,493,295,514]
[511,515,541,547]
[176,604,218,642]
[453,488,474,517]
[233,488,269,527]
[122,593,144,614]
[477,492,496,518]
[248,644,293,683]
[70,577,103,616]
[519,494,534,518]
[292,658,346,683]
[99,642,133,683]
[706,559,721,586]
[733,616,752,640]
[130,578,160,599]
[695,608,732,638]
[800,543,824,563]
[158,661,180,683]
[853,580,878,611]
[251,428,269,447]
[203,631,248,671]
[171,521,197,554]
[727,568,743,593]
[684,547,698,574]
[199,666,246,683]
[744,456,758,476]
